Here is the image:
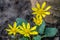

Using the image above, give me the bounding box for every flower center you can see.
[37,20,40,24]
[25,29,30,34]
[38,9,44,14]
[12,28,17,33]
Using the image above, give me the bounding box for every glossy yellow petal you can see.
[30,26,36,31]
[36,2,40,9]
[42,14,46,18]
[8,24,12,29]
[32,12,37,14]
[17,29,20,33]
[19,26,24,30]
[39,16,43,21]
[19,30,25,34]
[13,32,16,36]
[37,17,42,25]
[45,12,50,15]
[33,17,36,23]
[6,29,11,31]
[24,34,29,37]
[22,22,26,29]
[17,26,20,29]
[8,32,12,35]
[36,14,41,18]
[32,8,38,11]
[13,22,16,28]
[36,21,40,25]
[42,2,46,9]
[24,34,27,37]
[39,16,43,24]
[30,31,38,35]
[27,23,30,29]
[45,6,51,11]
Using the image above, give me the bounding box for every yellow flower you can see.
[18,22,38,37]
[6,22,19,36]
[32,2,51,18]
[33,16,42,26]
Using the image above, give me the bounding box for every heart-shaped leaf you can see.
[44,28,58,37]
[21,37,28,40]
[16,18,27,26]
[33,35,41,40]
[19,37,29,40]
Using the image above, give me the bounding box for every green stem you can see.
[14,36,17,40]
[12,35,18,40]
[29,37,31,40]
[41,35,46,38]
[15,36,18,40]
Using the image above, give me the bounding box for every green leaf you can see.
[16,18,27,26]
[45,28,58,37]
[33,35,41,40]
[19,37,29,40]
[37,20,46,34]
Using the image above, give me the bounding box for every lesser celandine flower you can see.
[18,22,38,37]
[6,22,19,36]
[33,16,42,26]
[32,2,51,18]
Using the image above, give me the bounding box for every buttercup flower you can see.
[33,16,42,26]
[32,2,51,18]
[6,22,19,36]
[18,22,38,37]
